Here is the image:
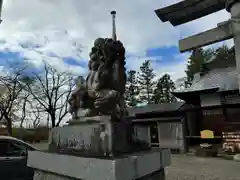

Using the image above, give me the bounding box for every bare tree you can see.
[26,101,42,128]
[15,92,41,129]
[0,72,26,135]
[25,62,74,127]
[18,92,30,128]
[31,111,41,128]
[0,59,37,134]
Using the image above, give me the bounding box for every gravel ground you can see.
[32,142,48,150]
[166,155,240,180]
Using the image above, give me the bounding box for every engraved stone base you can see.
[48,116,133,156]
[28,149,171,180]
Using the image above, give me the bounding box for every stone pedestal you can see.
[28,149,171,180]
[49,116,135,156]
[28,116,171,180]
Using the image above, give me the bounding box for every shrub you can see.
[13,127,49,143]
[0,127,50,142]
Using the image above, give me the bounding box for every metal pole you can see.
[110,10,117,41]
[0,0,3,24]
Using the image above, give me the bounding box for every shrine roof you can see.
[155,0,226,26]
[173,66,237,94]
[127,101,185,117]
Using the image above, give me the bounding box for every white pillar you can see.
[228,1,240,92]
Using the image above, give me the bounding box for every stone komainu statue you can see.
[68,37,127,120]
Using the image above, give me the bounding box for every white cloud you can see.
[0,66,4,76]
[0,0,235,126]
[154,53,189,81]
[0,0,232,77]
[125,55,163,72]
[178,9,231,38]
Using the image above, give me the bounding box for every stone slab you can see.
[159,148,172,167]
[179,21,233,52]
[28,149,171,180]
[48,116,132,156]
[68,115,112,123]
[233,154,240,161]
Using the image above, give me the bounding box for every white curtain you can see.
[158,122,183,149]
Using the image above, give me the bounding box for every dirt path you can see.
[166,155,240,180]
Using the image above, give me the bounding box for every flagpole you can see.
[0,0,3,24]
[110,10,117,41]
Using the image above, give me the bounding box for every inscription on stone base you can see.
[48,116,132,156]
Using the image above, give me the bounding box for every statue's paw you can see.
[85,109,98,117]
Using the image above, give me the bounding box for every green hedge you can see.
[12,127,49,143]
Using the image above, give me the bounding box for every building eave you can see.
[155,0,226,26]
[172,88,219,105]
[173,87,219,95]
[127,102,185,117]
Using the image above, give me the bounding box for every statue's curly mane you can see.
[69,37,127,119]
[87,38,126,95]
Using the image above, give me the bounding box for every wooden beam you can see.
[132,116,182,123]
[168,2,226,26]
[155,0,225,26]
[155,0,203,22]
[179,21,233,53]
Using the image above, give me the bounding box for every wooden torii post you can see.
[155,0,240,90]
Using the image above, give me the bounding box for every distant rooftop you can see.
[155,0,226,26]
[128,101,185,117]
[174,66,237,94]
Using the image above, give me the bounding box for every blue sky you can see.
[0,0,233,83]
[0,45,188,81]
[0,0,235,127]
[146,46,182,65]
